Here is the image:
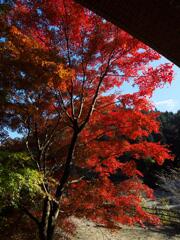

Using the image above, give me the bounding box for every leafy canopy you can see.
[0,0,174,235]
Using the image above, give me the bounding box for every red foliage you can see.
[2,0,174,235]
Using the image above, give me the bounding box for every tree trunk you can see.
[39,130,78,240]
[46,201,59,240]
[55,130,78,200]
[39,200,59,240]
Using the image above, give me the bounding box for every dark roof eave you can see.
[76,0,180,67]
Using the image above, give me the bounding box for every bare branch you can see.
[63,0,72,67]
[20,206,40,226]
[67,176,85,185]
[80,49,116,130]
[54,89,73,124]
[77,61,87,119]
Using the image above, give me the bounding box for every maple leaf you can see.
[0,1,174,239]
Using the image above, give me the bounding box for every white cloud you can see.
[155,99,177,107]
[154,99,179,112]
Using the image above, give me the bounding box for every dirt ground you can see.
[1,215,180,240]
[59,217,180,240]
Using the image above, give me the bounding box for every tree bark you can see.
[38,199,59,240]
[38,130,78,240]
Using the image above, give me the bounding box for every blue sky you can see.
[7,57,180,139]
[151,57,180,113]
[121,56,180,113]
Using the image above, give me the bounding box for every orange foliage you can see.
[1,0,174,237]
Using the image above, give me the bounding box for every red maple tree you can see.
[0,1,174,240]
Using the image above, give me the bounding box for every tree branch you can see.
[80,50,115,130]
[20,206,40,226]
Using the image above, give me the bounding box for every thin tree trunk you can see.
[55,130,78,199]
[38,201,58,240]
[47,201,59,240]
[39,130,78,240]
[39,197,51,240]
